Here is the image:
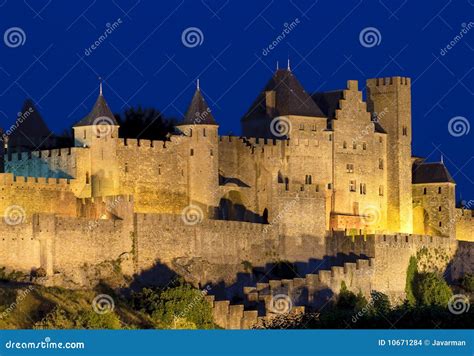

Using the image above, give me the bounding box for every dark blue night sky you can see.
[0,0,472,199]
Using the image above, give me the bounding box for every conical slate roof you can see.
[74,93,117,127]
[10,99,51,138]
[181,87,216,125]
[242,69,325,121]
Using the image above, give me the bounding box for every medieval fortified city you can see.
[0,67,472,329]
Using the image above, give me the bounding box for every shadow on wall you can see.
[5,156,74,179]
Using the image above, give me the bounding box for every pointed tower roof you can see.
[11,99,52,138]
[412,161,456,184]
[181,84,217,125]
[74,84,117,127]
[242,68,325,121]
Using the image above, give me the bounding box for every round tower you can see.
[176,81,219,218]
[72,82,120,197]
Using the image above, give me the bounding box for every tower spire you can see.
[99,77,103,96]
[276,61,279,70]
[287,57,291,71]
[441,155,444,164]
[197,78,200,91]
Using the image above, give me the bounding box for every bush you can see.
[413,272,452,307]
[34,307,122,329]
[371,291,391,315]
[336,282,367,311]
[131,283,214,329]
[405,256,417,305]
[461,274,474,292]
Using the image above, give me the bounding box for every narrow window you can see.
[210,149,213,156]
[203,128,206,137]
[83,130,86,139]
[343,141,347,149]
[353,142,357,149]
[329,134,332,141]
[346,164,354,173]
[350,180,356,192]
[439,221,442,227]
[423,187,427,195]
[438,187,442,194]
[438,206,442,212]
[189,128,193,137]
[328,183,332,189]
[124,163,128,173]
[379,185,384,196]
[299,123,304,131]
[86,172,90,184]
[311,124,317,131]
[379,136,382,143]
[379,159,384,170]
[363,143,367,150]
[190,149,194,156]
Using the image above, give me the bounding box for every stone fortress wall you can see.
[0,72,473,328]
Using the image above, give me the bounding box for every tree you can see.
[405,256,418,305]
[336,281,367,310]
[371,291,391,315]
[413,272,453,307]
[115,107,177,141]
[461,274,474,292]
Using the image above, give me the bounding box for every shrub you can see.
[461,274,474,292]
[371,291,391,315]
[336,282,367,311]
[405,256,418,305]
[413,272,452,307]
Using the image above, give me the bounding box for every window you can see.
[362,143,367,150]
[329,134,332,141]
[379,136,383,143]
[311,124,317,131]
[350,180,356,192]
[299,123,304,131]
[83,130,86,139]
[423,187,427,195]
[190,149,194,156]
[353,142,357,149]
[189,128,193,137]
[438,206,442,212]
[379,159,384,170]
[328,183,332,189]
[438,187,442,194]
[439,221,442,227]
[402,126,408,136]
[305,175,312,184]
[124,163,128,173]
[158,166,161,175]
[346,164,354,173]
[343,141,347,149]
[359,183,366,195]
[315,184,319,192]
[210,149,213,156]
[203,128,206,137]
[379,185,384,196]
[86,172,90,184]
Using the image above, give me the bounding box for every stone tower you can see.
[176,82,219,218]
[72,83,120,197]
[366,77,413,233]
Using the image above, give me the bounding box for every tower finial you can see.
[287,57,291,71]
[99,77,103,96]
[441,155,444,164]
[276,61,279,70]
[197,78,200,91]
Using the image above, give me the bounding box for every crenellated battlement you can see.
[118,137,172,150]
[0,172,73,189]
[366,76,411,88]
